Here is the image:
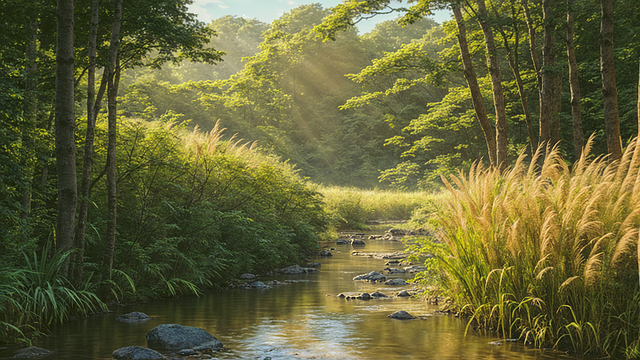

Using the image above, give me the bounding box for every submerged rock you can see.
[116,312,151,323]
[351,240,366,246]
[353,271,386,282]
[112,346,164,360]
[371,291,387,298]
[249,281,271,289]
[280,265,318,274]
[266,280,282,285]
[336,239,349,245]
[404,266,428,273]
[388,310,416,320]
[11,347,52,359]
[384,267,405,274]
[306,262,321,267]
[385,279,408,286]
[319,250,333,256]
[146,324,223,352]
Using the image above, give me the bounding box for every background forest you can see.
[2,0,640,355]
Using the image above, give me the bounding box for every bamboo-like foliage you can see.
[435,136,640,357]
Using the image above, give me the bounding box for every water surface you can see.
[2,229,578,359]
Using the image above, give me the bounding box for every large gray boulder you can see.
[146,324,223,352]
[116,312,151,323]
[11,347,52,359]
[353,271,386,282]
[388,310,416,320]
[280,265,318,274]
[112,346,164,360]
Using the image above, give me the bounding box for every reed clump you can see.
[432,136,640,358]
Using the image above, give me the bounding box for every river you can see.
[2,226,579,360]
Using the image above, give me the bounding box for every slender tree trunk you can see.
[540,0,562,147]
[520,0,542,89]
[21,19,39,219]
[501,21,538,151]
[566,0,584,160]
[476,0,508,170]
[55,0,77,277]
[600,0,622,160]
[102,0,123,276]
[637,61,640,137]
[73,0,100,285]
[452,5,497,166]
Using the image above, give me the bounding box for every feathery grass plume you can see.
[429,137,640,357]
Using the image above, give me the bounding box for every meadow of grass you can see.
[318,186,435,230]
[420,137,640,358]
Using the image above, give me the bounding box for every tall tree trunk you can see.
[452,5,497,166]
[55,0,77,277]
[475,0,508,170]
[21,18,39,219]
[73,0,100,285]
[637,61,640,137]
[566,0,584,160]
[540,0,562,147]
[520,0,542,89]
[500,19,538,151]
[600,0,622,160]
[102,0,123,276]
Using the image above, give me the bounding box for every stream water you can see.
[2,227,579,360]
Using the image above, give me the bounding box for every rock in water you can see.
[249,281,271,289]
[112,346,164,360]
[11,347,52,359]
[388,310,416,320]
[146,324,223,351]
[384,279,407,285]
[371,291,387,298]
[397,290,411,297]
[353,271,386,282]
[116,312,151,323]
[319,250,333,256]
[351,240,366,246]
[280,265,318,274]
[239,273,256,280]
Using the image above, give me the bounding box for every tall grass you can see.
[319,186,433,230]
[430,136,640,357]
[0,243,107,344]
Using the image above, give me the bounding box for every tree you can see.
[54,0,77,276]
[475,0,508,169]
[539,0,562,146]
[73,0,100,285]
[452,5,497,166]
[566,0,584,160]
[600,0,622,160]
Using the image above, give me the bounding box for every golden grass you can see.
[430,135,640,357]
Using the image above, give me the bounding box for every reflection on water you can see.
[1,228,579,359]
